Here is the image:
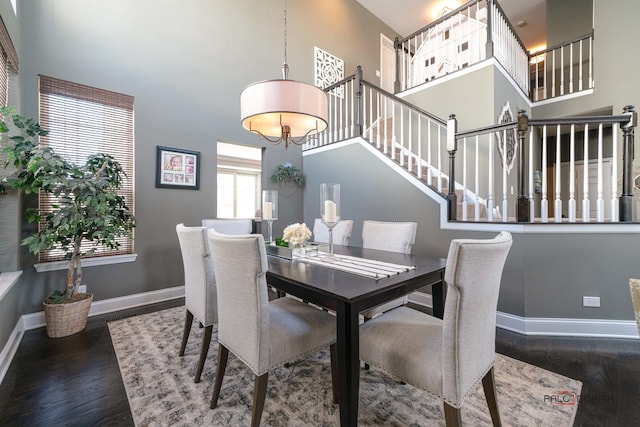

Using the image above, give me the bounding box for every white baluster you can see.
[569,43,574,94]
[502,129,508,222]
[475,135,480,221]
[568,124,576,222]
[529,127,535,222]
[582,124,590,222]
[555,124,562,222]
[597,123,604,222]
[611,123,619,222]
[541,125,548,222]
[462,137,468,221]
[488,131,494,222]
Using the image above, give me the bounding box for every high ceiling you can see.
[356,0,547,51]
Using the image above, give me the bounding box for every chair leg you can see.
[194,325,213,383]
[482,367,502,427]
[179,310,194,356]
[330,343,338,404]
[443,402,462,427]
[363,315,371,370]
[210,344,229,409]
[251,373,269,427]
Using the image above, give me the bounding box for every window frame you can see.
[37,75,135,264]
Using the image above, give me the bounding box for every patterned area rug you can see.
[108,306,581,426]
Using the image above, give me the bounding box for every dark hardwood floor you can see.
[0,299,638,426]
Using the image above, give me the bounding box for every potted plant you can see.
[270,162,305,188]
[0,106,136,338]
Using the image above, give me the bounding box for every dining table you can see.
[266,244,447,427]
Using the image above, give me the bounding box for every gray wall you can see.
[302,142,526,316]
[303,141,637,320]
[4,0,395,319]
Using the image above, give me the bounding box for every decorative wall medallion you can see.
[496,101,517,175]
[314,47,344,98]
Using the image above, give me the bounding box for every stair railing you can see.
[447,106,637,222]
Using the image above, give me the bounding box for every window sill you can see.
[34,254,137,273]
[0,271,23,301]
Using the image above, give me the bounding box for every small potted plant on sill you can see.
[0,106,136,338]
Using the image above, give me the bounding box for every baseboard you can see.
[0,319,24,388]
[1,286,185,386]
[496,311,640,339]
[410,294,639,339]
[21,286,185,331]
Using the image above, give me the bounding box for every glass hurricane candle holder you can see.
[262,190,278,243]
[320,183,340,255]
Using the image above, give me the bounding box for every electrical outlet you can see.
[78,285,87,294]
[583,296,600,307]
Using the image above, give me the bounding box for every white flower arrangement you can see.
[282,222,312,247]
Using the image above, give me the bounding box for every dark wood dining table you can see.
[266,245,447,427]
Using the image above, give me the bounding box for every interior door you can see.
[380,33,395,93]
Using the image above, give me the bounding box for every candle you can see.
[324,200,337,223]
[263,202,273,220]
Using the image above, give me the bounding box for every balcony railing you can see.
[393,0,594,102]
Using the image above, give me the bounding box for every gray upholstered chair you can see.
[207,231,338,427]
[201,218,255,234]
[176,223,217,383]
[312,218,354,246]
[360,220,418,320]
[359,232,513,427]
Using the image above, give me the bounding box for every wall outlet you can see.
[582,296,600,307]
[78,285,87,294]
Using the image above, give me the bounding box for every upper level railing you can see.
[530,31,594,102]
[446,107,637,223]
[394,0,594,103]
[305,67,636,224]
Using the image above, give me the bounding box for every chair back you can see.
[176,223,217,325]
[362,220,417,254]
[441,231,512,406]
[207,230,270,374]
[313,218,353,246]
[202,218,254,234]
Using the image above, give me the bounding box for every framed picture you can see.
[156,146,200,190]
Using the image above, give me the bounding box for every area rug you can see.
[108,306,581,426]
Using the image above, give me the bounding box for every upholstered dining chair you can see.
[207,231,338,427]
[360,220,418,320]
[313,218,354,246]
[359,231,513,426]
[176,223,217,383]
[201,218,255,234]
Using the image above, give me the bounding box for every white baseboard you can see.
[1,286,185,386]
[0,320,24,388]
[411,293,639,339]
[20,286,185,330]
[496,311,640,339]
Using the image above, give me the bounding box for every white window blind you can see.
[38,75,135,262]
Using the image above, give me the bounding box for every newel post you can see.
[355,66,363,137]
[394,37,401,94]
[620,105,636,222]
[516,109,530,222]
[447,114,458,221]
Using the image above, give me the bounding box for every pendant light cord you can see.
[282,0,289,80]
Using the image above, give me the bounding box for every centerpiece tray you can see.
[265,241,329,260]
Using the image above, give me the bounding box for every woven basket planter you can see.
[43,293,93,338]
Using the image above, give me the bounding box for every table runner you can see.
[298,253,415,279]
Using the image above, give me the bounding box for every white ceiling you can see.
[356,0,547,51]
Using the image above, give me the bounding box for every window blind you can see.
[38,75,135,263]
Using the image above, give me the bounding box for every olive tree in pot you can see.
[0,107,136,338]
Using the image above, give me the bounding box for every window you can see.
[217,142,262,219]
[0,14,19,107]
[38,75,135,262]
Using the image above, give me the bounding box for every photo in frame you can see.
[156,146,200,190]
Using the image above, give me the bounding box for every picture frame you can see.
[156,146,200,190]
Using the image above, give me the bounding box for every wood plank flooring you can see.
[0,299,638,426]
